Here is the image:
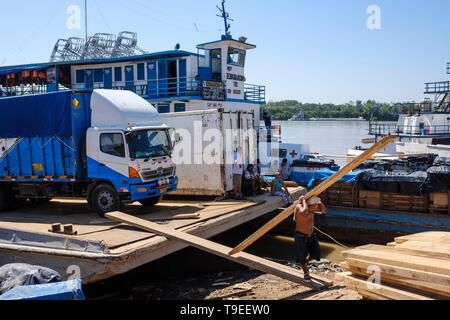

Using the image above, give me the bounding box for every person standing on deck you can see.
[279,158,291,181]
[262,112,272,128]
[233,148,244,200]
[294,195,326,282]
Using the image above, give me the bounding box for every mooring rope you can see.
[314,226,349,249]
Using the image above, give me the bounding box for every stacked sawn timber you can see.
[336,232,450,300]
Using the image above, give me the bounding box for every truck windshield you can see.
[128,130,172,159]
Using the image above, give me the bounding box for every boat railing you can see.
[1,78,265,104]
[424,81,450,94]
[71,77,204,99]
[369,123,450,136]
[0,84,50,97]
[244,84,266,103]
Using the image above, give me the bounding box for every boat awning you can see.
[197,38,256,51]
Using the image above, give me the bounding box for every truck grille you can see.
[141,167,174,181]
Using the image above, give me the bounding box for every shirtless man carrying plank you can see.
[294,195,327,282]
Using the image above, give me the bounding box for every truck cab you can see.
[85,90,177,215]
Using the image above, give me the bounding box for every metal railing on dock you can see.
[369,123,450,136]
[425,81,450,94]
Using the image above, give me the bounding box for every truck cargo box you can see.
[161,109,256,196]
[0,91,91,182]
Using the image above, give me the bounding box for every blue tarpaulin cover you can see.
[0,91,72,138]
[307,169,362,187]
[0,279,85,300]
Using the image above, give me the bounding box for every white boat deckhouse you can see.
[0,35,265,113]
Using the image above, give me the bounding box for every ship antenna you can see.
[84,0,88,42]
[217,0,234,39]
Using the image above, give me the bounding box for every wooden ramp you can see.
[105,211,333,291]
[340,232,450,300]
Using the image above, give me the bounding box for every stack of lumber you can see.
[336,232,450,300]
[429,192,450,214]
[311,180,357,207]
[359,191,428,213]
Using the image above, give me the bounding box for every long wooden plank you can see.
[338,273,434,300]
[342,248,450,276]
[228,136,396,255]
[105,211,332,290]
[396,241,450,257]
[394,232,450,245]
[356,244,450,260]
[345,258,450,298]
[335,272,390,300]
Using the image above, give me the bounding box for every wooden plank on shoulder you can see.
[105,211,332,291]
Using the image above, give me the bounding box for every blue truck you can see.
[0,89,178,216]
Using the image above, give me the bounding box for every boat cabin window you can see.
[211,49,222,81]
[115,67,122,82]
[94,69,104,83]
[137,63,145,80]
[76,70,85,84]
[100,133,125,158]
[158,103,170,114]
[227,47,246,67]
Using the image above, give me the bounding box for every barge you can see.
[270,158,450,245]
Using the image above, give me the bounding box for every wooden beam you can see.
[228,135,396,256]
[146,213,201,221]
[338,273,434,300]
[345,258,450,298]
[356,244,450,260]
[105,211,332,291]
[342,248,450,276]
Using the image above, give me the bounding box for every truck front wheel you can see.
[139,196,163,207]
[93,184,121,217]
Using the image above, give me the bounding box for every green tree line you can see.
[262,100,409,121]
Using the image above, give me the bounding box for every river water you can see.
[274,120,373,166]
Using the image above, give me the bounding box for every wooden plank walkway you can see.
[105,211,333,290]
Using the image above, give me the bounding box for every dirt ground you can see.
[85,260,362,301]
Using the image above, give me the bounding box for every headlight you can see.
[158,180,162,186]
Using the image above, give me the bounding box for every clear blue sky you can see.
[1,0,449,103]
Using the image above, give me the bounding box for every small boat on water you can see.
[349,64,450,158]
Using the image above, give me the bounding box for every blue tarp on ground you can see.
[0,279,85,300]
[0,91,72,138]
[307,169,363,187]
